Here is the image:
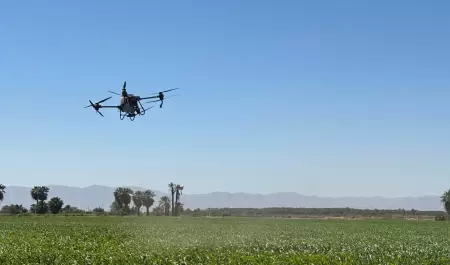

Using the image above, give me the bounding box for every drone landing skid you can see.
[119,106,154,121]
[120,111,137,121]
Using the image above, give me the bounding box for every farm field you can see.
[0,216,449,264]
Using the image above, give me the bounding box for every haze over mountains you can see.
[0,185,444,211]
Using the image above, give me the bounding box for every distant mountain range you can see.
[0,185,444,211]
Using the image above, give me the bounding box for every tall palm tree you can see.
[132,191,144,215]
[121,188,134,210]
[168,183,175,216]
[142,190,155,216]
[113,188,122,208]
[0,184,5,204]
[159,196,171,216]
[28,186,50,214]
[441,189,450,215]
[30,186,40,205]
[175,185,184,216]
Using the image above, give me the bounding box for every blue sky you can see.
[1,0,449,197]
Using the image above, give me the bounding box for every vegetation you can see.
[113,187,133,209]
[169,182,175,216]
[62,204,85,214]
[92,207,105,213]
[0,184,5,203]
[186,207,446,219]
[0,183,450,263]
[48,197,64,214]
[0,184,449,220]
[0,204,28,214]
[441,189,450,215]
[0,216,449,264]
[142,189,156,216]
[0,182,183,216]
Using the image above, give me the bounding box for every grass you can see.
[0,216,449,264]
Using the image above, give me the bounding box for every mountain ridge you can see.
[0,185,444,211]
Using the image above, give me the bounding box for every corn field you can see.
[0,216,449,264]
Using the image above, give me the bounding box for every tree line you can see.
[189,207,446,218]
[0,185,65,214]
[0,185,449,219]
[110,183,184,216]
[0,182,185,216]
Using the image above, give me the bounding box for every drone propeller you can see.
[89,100,104,117]
[108,90,121,96]
[108,81,128,96]
[143,105,155,112]
[84,96,111,117]
[145,94,179,103]
[148,88,180,95]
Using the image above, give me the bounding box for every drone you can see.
[84,81,179,121]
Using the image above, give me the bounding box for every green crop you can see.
[0,216,449,264]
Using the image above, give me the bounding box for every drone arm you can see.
[140,95,159,100]
[98,105,120,108]
[144,94,178,104]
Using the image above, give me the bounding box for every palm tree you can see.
[132,191,144,215]
[113,188,122,208]
[174,185,184,216]
[142,190,155,216]
[30,186,49,214]
[48,197,64,214]
[30,186,49,203]
[441,189,450,215]
[30,186,40,205]
[159,196,171,216]
[168,183,175,216]
[114,187,134,212]
[38,186,50,202]
[0,184,5,204]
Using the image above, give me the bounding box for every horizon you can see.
[1,184,443,199]
[1,184,446,211]
[1,1,450,198]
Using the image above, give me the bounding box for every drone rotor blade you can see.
[85,100,105,117]
[145,94,179,103]
[161,88,179,93]
[108,90,121,96]
[97,96,112,104]
[123,81,126,89]
[148,87,180,95]
[143,105,155,112]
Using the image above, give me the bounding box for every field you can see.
[0,216,449,264]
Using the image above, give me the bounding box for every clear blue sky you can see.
[1,0,449,197]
